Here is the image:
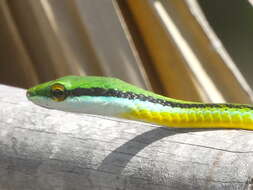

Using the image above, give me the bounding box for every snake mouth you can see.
[26,89,36,100]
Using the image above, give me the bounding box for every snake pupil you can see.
[53,89,64,97]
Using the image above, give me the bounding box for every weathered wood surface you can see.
[0,84,253,190]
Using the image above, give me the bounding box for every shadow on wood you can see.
[0,84,253,190]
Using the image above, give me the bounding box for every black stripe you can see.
[66,88,253,110]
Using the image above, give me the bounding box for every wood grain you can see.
[0,84,252,190]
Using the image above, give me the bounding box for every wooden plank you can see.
[0,0,38,88]
[0,84,252,190]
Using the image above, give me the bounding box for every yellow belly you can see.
[121,108,253,130]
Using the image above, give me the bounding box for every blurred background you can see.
[0,0,253,104]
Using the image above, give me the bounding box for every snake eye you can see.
[51,84,66,102]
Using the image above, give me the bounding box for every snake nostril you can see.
[26,90,32,98]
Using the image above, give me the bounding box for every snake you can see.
[26,75,253,130]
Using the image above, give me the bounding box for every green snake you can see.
[27,76,253,130]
